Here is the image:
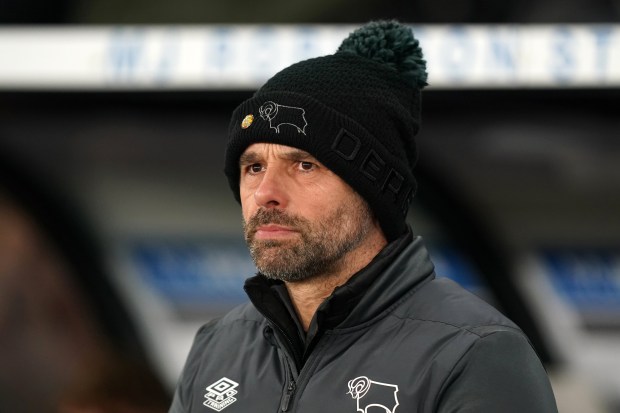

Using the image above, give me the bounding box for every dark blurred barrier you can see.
[0,148,170,412]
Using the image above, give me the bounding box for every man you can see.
[170,21,558,412]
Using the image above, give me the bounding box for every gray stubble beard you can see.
[243,200,374,283]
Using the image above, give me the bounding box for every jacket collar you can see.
[244,228,436,340]
[337,233,435,328]
[311,228,417,331]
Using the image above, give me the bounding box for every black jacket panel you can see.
[437,330,558,412]
[170,236,558,413]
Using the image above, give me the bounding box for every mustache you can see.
[244,209,306,239]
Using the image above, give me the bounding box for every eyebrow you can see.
[238,148,316,166]
[238,151,261,166]
[281,149,315,161]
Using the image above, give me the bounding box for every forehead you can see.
[240,143,316,162]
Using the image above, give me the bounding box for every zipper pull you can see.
[281,380,296,412]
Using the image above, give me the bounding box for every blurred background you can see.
[1,1,619,412]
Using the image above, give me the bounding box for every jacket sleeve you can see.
[436,330,558,413]
[168,387,185,413]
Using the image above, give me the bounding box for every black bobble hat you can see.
[225,20,428,241]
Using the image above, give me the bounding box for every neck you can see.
[285,228,387,331]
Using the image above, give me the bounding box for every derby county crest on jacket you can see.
[347,376,400,413]
[259,101,308,134]
[203,377,239,411]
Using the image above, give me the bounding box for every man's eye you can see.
[249,164,263,173]
[299,161,314,171]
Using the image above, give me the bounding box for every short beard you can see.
[243,200,374,283]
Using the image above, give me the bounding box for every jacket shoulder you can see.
[192,301,265,342]
[438,329,558,412]
[395,276,522,337]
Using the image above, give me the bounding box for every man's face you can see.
[239,143,380,282]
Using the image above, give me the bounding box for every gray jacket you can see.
[170,233,558,413]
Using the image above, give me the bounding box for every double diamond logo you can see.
[203,377,239,411]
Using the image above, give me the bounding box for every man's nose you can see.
[253,168,289,209]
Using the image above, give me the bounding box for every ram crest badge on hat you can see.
[259,101,308,135]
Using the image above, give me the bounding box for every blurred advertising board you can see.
[0,24,619,90]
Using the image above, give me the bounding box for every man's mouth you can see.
[254,224,299,240]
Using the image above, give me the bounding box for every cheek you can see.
[239,174,261,206]
[240,185,260,222]
[240,197,255,223]
[313,182,350,204]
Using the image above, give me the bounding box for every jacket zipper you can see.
[280,378,296,412]
[263,321,301,412]
[263,312,303,367]
[279,349,297,412]
[258,311,305,411]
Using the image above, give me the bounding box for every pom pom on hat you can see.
[337,20,428,89]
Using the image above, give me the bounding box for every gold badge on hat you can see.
[241,114,254,129]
